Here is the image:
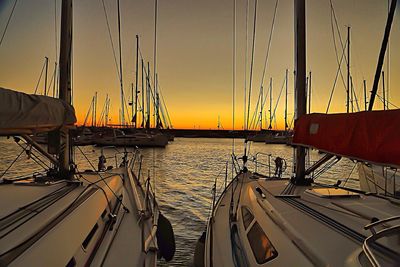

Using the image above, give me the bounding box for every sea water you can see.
[0,137,359,266]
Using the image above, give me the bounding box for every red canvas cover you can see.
[292,110,400,168]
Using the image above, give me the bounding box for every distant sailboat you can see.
[0,1,175,266]
[195,1,400,266]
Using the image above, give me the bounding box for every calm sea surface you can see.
[0,137,359,266]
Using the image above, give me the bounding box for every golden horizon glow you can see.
[1,0,399,130]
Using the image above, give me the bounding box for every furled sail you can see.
[292,110,400,168]
[0,87,76,135]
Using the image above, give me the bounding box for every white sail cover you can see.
[0,88,76,135]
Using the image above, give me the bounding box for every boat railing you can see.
[123,149,159,253]
[363,216,400,266]
[251,152,289,178]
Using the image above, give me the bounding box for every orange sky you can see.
[0,0,399,129]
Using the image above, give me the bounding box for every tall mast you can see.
[244,0,249,130]
[52,62,57,97]
[154,0,159,129]
[347,26,350,113]
[368,0,397,111]
[117,0,125,126]
[268,78,272,130]
[44,57,49,96]
[259,85,263,130]
[308,71,311,113]
[284,69,288,132]
[363,79,367,111]
[294,0,306,184]
[382,71,386,110]
[141,59,145,127]
[94,91,97,126]
[146,62,151,129]
[103,94,109,126]
[58,0,73,176]
[156,73,161,128]
[134,35,139,128]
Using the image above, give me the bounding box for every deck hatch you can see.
[306,188,360,198]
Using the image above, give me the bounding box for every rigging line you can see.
[350,77,360,112]
[0,144,26,179]
[0,0,18,48]
[376,94,399,109]
[156,83,172,127]
[100,0,121,80]
[75,146,128,210]
[244,0,249,131]
[159,89,173,128]
[232,0,236,156]
[14,140,49,170]
[246,0,258,131]
[54,0,58,61]
[257,0,279,96]
[326,39,348,113]
[271,76,286,122]
[34,60,46,94]
[248,87,262,130]
[343,162,357,187]
[153,0,158,109]
[329,0,348,90]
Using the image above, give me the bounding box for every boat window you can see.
[241,206,254,229]
[82,223,99,249]
[247,221,278,264]
[66,257,76,267]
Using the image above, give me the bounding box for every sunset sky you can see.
[0,0,399,129]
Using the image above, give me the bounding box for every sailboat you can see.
[195,0,400,266]
[0,0,175,266]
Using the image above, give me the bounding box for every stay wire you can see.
[329,0,348,92]
[0,143,26,179]
[232,0,236,159]
[326,39,347,113]
[75,146,128,211]
[100,0,121,81]
[258,0,279,99]
[34,60,46,94]
[0,0,18,48]
[246,0,258,132]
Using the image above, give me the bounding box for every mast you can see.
[285,69,288,132]
[368,0,397,111]
[156,73,161,128]
[259,86,262,130]
[134,35,139,128]
[105,96,110,126]
[52,62,57,97]
[141,59,145,127]
[117,0,125,126]
[268,78,272,130]
[57,0,73,177]
[154,0,159,129]
[44,57,49,96]
[294,0,306,184]
[363,79,367,111]
[146,62,151,129]
[244,0,249,130]
[94,91,97,126]
[308,71,311,113]
[347,26,350,113]
[382,71,386,110]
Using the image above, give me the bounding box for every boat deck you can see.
[207,172,400,266]
[0,167,157,266]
